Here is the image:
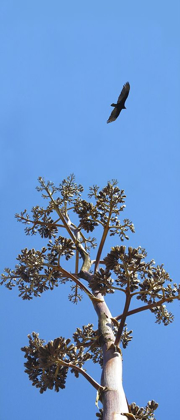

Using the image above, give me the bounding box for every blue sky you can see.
[0,1,180,419]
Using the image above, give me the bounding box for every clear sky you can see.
[0,1,180,419]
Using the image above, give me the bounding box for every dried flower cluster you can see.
[22,326,102,393]
[1,175,179,418]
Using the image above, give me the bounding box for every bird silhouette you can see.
[107,82,130,123]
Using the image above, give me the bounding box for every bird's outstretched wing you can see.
[107,82,130,123]
[107,107,120,123]
[117,82,130,104]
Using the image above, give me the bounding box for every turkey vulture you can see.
[107,82,130,123]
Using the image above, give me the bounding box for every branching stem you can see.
[115,295,178,321]
[94,204,113,273]
[48,264,103,303]
[58,359,104,392]
[115,292,131,346]
[17,215,64,229]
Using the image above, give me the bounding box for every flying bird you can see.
[107,82,130,123]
